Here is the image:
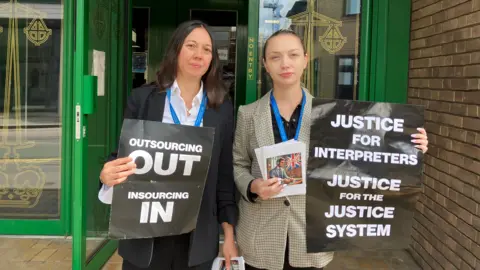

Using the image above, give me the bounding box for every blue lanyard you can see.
[166,89,207,127]
[270,90,306,142]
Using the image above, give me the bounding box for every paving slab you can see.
[0,237,421,270]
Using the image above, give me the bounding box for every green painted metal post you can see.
[369,0,388,102]
[62,0,74,236]
[245,0,259,104]
[385,0,411,103]
[72,0,88,268]
[358,0,372,101]
[368,0,412,103]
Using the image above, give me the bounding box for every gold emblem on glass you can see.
[24,18,52,46]
[0,0,50,209]
[288,0,347,92]
[319,23,347,54]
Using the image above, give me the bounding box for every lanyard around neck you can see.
[166,89,207,127]
[270,90,306,142]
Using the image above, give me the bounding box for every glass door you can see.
[256,0,367,100]
[72,0,129,269]
[0,0,69,235]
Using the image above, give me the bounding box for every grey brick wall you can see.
[408,0,480,269]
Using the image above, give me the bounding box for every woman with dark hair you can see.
[98,20,238,270]
[233,29,429,270]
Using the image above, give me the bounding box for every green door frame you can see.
[72,0,92,266]
[0,0,74,236]
[358,0,373,101]
[243,0,412,105]
[72,0,128,268]
[368,0,412,103]
[245,0,259,105]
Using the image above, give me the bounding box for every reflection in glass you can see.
[0,0,62,219]
[257,0,362,100]
[336,56,355,99]
[210,26,237,104]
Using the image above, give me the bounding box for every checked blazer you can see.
[233,90,334,270]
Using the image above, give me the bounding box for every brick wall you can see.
[408,0,480,269]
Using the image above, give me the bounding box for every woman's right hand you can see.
[250,177,284,200]
[100,157,137,187]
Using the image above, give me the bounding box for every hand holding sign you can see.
[412,127,428,153]
[100,157,137,187]
[251,177,284,200]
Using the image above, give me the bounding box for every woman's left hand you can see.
[222,237,238,270]
[412,127,428,153]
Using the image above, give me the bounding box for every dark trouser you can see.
[122,233,213,270]
[245,237,323,270]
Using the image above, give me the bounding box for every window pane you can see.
[258,0,362,100]
[346,0,361,15]
[0,1,63,219]
[338,72,352,85]
[339,58,353,66]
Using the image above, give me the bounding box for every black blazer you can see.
[104,85,238,268]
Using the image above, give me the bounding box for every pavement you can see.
[0,237,421,270]
[0,237,119,270]
[324,250,421,270]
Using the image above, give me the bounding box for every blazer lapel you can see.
[145,91,166,122]
[298,92,313,157]
[202,106,218,129]
[253,91,275,148]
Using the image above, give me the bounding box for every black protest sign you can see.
[306,99,424,252]
[108,119,215,239]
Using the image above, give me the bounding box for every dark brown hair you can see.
[156,20,226,108]
[262,29,306,61]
